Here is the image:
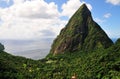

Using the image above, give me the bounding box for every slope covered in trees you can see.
[0,41,120,79]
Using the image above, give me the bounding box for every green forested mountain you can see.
[50,4,113,55]
[0,4,120,79]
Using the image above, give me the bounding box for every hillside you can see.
[0,4,120,79]
[0,41,120,78]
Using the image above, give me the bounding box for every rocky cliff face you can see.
[50,4,113,55]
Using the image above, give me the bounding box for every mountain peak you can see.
[74,3,91,16]
[50,4,113,55]
[80,3,89,10]
[81,3,87,7]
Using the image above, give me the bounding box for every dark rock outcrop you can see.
[0,43,4,51]
[50,4,113,55]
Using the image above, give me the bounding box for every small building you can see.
[71,73,77,79]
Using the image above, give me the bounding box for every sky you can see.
[0,0,120,40]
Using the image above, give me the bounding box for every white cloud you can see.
[106,0,120,5]
[0,0,67,40]
[61,0,92,18]
[94,18,105,23]
[0,0,92,40]
[13,0,24,4]
[3,0,60,19]
[104,13,111,18]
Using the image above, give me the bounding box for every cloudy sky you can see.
[0,0,120,40]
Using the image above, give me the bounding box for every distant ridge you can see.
[50,4,113,55]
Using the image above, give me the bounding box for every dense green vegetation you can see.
[0,40,120,79]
